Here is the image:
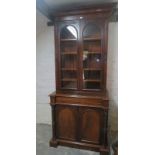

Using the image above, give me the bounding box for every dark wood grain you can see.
[55,105,78,141]
[49,5,113,155]
[79,107,102,144]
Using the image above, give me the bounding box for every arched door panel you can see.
[81,21,104,90]
[56,105,78,141]
[79,107,103,144]
[59,24,78,90]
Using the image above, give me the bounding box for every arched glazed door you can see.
[82,22,103,90]
[59,24,79,90]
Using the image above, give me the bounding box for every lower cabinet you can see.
[55,105,104,145]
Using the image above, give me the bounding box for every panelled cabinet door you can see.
[79,107,104,144]
[55,105,78,141]
[57,21,80,90]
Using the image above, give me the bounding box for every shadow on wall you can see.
[108,99,118,139]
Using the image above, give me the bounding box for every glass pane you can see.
[83,40,101,53]
[83,82,100,89]
[82,24,102,90]
[61,25,77,39]
[83,24,100,39]
[61,81,77,89]
[83,53,101,68]
[60,26,78,89]
[83,70,101,80]
[61,41,77,53]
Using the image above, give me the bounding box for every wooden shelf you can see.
[62,78,77,82]
[61,52,77,55]
[83,68,102,71]
[62,68,77,71]
[61,39,77,41]
[83,37,101,41]
[83,52,101,54]
[61,87,77,90]
[84,79,101,82]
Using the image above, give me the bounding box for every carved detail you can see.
[52,104,56,140]
[103,110,108,147]
[50,95,56,104]
[49,139,58,147]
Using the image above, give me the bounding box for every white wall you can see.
[36,10,55,124]
[36,11,118,130]
[107,22,118,132]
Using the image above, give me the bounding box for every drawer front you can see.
[56,96,108,106]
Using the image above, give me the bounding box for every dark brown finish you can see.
[56,105,78,141]
[112,140,118,155]
[79,107,103,144]
[49,4,115,155]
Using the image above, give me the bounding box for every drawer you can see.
[56,96,108,107]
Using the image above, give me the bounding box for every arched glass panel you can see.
[83,24,100,39]
[60,25,77,40]
[82,24,102,90]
